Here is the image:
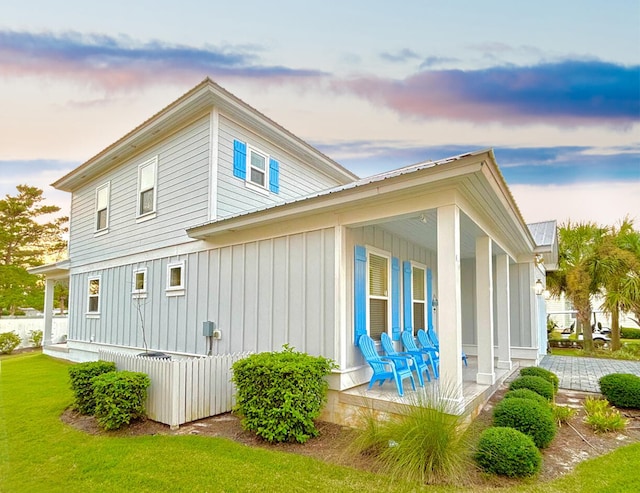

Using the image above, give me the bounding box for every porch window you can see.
[137,157,157,220]
[166,261,185,296]
[95,182,110,233]
[87,276,101,315]
[132,267,147,298]
[412,266,426,330]
[368,253,389,340]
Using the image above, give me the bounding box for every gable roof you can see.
[528,220,559,270]
[52,78,358,192]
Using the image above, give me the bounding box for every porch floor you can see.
[323,356,525,426]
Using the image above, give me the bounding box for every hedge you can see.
[599,373,640,409]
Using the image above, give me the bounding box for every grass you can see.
[2,353,640,492]
[551,339,640,359]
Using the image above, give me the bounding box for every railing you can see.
[98,350,251,429]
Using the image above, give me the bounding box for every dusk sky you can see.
[1,1,638,227]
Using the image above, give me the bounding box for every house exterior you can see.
[35,78,556,417]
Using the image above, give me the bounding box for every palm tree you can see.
[594,219,640,351]
[547,222,605,352]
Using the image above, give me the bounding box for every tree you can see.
[547,222,605,352]
[594,219,640,351]
[0,185,68,315]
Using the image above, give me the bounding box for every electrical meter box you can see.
[202,321,215,337]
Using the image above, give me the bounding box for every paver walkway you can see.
[540,355,640,393]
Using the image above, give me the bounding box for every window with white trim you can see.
[137,157,157,219]
[132,267,147,298]
[87,276,101,315]
[412,266,426,330]
[166,261,185,296]
[248,146,268,188]
[95,182,110,233]
[232,139,280,194]
[368,252,390,340]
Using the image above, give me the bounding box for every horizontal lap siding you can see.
[68,116,211,266]
[216,115,341,218]
[68,228,337,360]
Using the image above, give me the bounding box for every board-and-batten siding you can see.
[216,115,342,218]
[68,115,211,266]
[345,225,435,370]
[68,228,336,359]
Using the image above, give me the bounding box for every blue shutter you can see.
[233,140,246,179]
[427,268,434,331]
[403,261,413,334]
[354,245,367,346]
[391,257,401,341]
[269,158,279,193]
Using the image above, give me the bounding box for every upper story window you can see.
[233,139,279,195]
[166,260,185,297]
[87,276,101,316]
[137,157,158,221]
[95,182,110,234]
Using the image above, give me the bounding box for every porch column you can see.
[43,277,55,346]
[496,254,512,369]
[437,204,464,410]
[475,236,495,385]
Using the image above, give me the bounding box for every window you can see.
[233,139,279,194]
[368,252,389,340]
[412,266,426,330]
[137,157,157,219]
[166,261,185,296]
[87,276,101,315]
[132,267,147,298]
[95,182,110,233]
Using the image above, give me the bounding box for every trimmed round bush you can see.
[92,370,151,430]
[519,366,559,393]
[475,427,542,477]
[493,397,556,448]
[599,373,640,409]
[509,375,554,401]
[504,388,550,408]
[68,361,117,414]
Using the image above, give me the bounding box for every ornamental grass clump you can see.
[475,427,542,478]
[599,373,640,409]
[350,387,472,485]
[232,345,337,444]
[493,397,556,448]
[583,396,628,433]
[509,375,555,401]
[519,367,559,393]
[92,370,151,430]
[68,361,117,414]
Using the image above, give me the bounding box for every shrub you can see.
[599,373,640,409]
[0,331,21,354]
[519,367,559,393]
[493,397,556,448]
[92,370,151,430]
[583,396,628,433]
[621,327,640,339]
[552,404,577,426]
[475,427,542,478]
[232,345,336,443]
[509,375,554,401]
[504,389,550,408]
[29,330,43,347]
[608,344,640,361]
[350,387,471,484]
[68,361,117,414]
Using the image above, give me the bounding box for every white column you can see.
[437,205,464,411]
[43,278,55,346]
[496,254,512,369]
[475,236,495,385]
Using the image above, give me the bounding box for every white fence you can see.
[0,317,68,348]
[98,350,252,429]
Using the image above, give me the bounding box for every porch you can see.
[322,355,526,427]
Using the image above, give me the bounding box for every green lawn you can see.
[2,353,640,492]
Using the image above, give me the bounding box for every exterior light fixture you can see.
[534,279,544,296]
[432,295,439,308]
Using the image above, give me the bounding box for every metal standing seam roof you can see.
[188,149,482,231]
[528,220,558,247]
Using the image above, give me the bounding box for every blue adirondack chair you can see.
[380,332,430,386]
[422,328,468,366]
[358,334,416,397]
[402,330,439,379]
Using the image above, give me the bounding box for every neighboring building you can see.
[33,78,556,416]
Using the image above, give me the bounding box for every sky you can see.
[0,0,639,228]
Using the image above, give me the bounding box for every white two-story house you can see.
[33,78,556,419]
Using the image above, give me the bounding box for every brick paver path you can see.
[540,355,640,393]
